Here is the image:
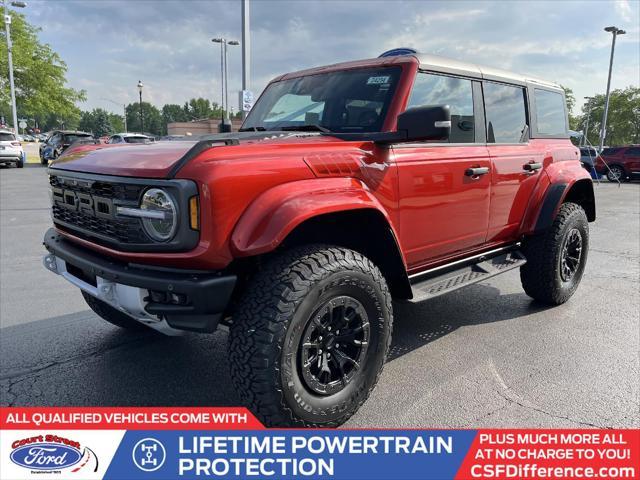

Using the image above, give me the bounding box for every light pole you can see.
[3,0,27,135]
[241,0,250,120]
[101,97,127,133]
[582,96,593,146]
[212,37,239,132]
[137,80,144,134]
[598,26,626,152]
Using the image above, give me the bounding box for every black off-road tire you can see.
[520,202,589,305]
[228,245,393,427]
[82,291,149,331]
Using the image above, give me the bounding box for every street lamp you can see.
[137,80,144,134]
[3,0,27,135]
[212,37,239,132]
[598,26,626,152]
[582,96,593,146]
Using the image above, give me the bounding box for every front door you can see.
[395,72,491,269]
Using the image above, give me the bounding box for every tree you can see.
[78,108,117,137]
[0,13,85,131]
[126,102,162,136]
[576,86,639,146]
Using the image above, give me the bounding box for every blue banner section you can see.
[104,430,476,480]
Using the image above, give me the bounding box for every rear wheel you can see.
[606,165,626,182]
[82,291,149,331]
[228,245,392,427]
[520,202,589,305]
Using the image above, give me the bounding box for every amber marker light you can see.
[189,196,200,230]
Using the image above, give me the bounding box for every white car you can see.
[0,130,24,168]
[107,133,152,144]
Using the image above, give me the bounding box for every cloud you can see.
[21,0,640,114]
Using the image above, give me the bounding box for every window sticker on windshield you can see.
[367,76,391,85]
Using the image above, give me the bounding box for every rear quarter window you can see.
[534,89,567,136]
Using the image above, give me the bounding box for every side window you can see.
[625,147,640,156]
[408,73,475,143]
[484,82,528,143]
[534,89,567,135]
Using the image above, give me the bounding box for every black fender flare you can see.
[534,180,595,233]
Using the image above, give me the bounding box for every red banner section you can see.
[456,429,640,479]
[0,407,264,430]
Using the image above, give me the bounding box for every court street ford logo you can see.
[10,435,83,471]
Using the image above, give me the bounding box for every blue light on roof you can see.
[378,48,418,58]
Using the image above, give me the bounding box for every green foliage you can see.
[576,86,639,146]
[126,102,163,135]
[79,108,118,137]
[0,12,85,131]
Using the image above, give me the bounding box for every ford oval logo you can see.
[10,443,82,471]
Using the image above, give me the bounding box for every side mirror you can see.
[396,105,451,143]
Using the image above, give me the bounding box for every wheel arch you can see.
[230,178,411,299]
[532,178,596,234]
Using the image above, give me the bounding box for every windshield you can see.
[63,134,92,144]
[124,136,149,144]
[243,67,401,133]
[0,133,16,142]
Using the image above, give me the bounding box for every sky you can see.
[20,0,640,116]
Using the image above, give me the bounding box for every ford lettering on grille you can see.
[52,186,115,219]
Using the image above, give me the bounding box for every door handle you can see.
[465,167,490,177]
[523,162,542,172]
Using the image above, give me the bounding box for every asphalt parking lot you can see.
[1,165,638,428]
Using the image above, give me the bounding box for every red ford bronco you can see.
[43,50,595,427]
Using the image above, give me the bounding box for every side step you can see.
[410,250,526,303]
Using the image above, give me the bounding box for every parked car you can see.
[0,130,25,168]
[39,130,94,164]
[107,133,151,144]
[42,50,595,427]
[595,145,640,182]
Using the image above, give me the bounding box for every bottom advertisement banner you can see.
[1,408,639,480]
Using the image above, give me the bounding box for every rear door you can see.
[484,81,542,243]
[624,147,640,176]
[394,72,491,268]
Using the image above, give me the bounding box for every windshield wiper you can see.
[239,126,267,132]
[280,124,332,133]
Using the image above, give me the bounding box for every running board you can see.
[409,250,526,303]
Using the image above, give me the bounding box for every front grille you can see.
[52,205,148,244]
[48,171,200,253]
[50,174,150,247]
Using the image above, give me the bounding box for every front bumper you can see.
[43,228,236,334]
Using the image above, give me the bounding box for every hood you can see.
[49,132,338,179]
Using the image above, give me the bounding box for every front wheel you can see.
[520,202,589,305]
[606,165,626,182]
[228,245,393,427]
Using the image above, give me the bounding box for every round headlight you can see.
[140,188,177,242]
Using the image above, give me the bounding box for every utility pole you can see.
[101,98,127,133]
[598,26,626,152]
[582,96,593,147]
[241,0,250,120]
[3,0,26,135]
